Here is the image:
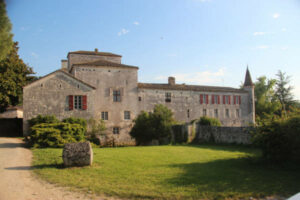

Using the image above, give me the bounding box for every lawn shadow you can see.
[165,157,300,198]
[0,142,24,148]
[5,164,64,171]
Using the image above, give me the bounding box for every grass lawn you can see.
[32,145,300,199]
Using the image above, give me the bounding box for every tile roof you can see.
[244,67,254,87]
[138,83,248,93]
[68,51,122,57]
[72,59,138,69]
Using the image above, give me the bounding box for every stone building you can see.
[23,49,255,143]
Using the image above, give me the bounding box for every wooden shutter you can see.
[69,95,73,110]
[218,95,220,104]
[200,94,203,104]
[212,95,215,104]
[234,96,236,104]
[82,95,87,110]
[229,95,231,104]
[223,95,226,104]
[206,95,209,104]
[239,96,241,105]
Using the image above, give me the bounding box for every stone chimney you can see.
[95,48,98,52]
[61,59,68,69]
[168,77,175,85]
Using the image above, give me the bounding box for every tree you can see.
[0,42,35,112]
[275,70,294,116]
[130,104,175,145]
[254,76,281,118]
[0,0,13,61]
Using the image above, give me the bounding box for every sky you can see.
[6,0,300,99]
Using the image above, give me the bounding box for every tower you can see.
[243,66,255,125]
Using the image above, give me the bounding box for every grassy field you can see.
[32,145,300,199]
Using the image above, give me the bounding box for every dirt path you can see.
[0,137,107,200]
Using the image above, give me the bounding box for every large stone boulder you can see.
[62,142,93,167]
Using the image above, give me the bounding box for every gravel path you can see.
[0,137,108,200]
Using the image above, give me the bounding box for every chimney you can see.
[61,59,68,69]
[168,77,175,85]
[95,48,98,52]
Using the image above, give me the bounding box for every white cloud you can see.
[133,21,140,26]
[256,45,269,49]
[281,28,287,32]
[167,53,177,57]
[118,28,129,36]
[281,47,288,51]
[31,52,39,58]
[253,32,266,36]
[273,13,280,19]
[155,68,226,85]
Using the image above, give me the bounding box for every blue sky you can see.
[6,0,300,99]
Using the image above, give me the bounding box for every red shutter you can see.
[229,95,231,104]
[206,95,209,104]
[82,95,87,110]
[218,95,220,104]
[234,96,236,105]
[200,94,203,104]
[239,96,241,105]
[69,95,73,110]
[212,95,215,104]
[223,95,226,104]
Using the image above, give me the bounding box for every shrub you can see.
[28,115,59,127]
[130,104,175,145]
[253,115,300,163]
[86,118,106,145]
[62,117,87,130]
[29,123,85,148]
[199,116,221,126]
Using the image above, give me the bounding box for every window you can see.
[124,111,131,120]
[113,127,120,134]
[113,90,121,102]
[215,95,219,104]
[234,96,241,105]
[236,109,240,117]
[165,92,171,102]
[68,95,87,110]
[203,109,207,116]
[101,112,108,120]
[214,109,218,118]
[223,95,231,104]
[226,109,230,118]
[203,95,207,104]
[138,96,142,101]
[187,109,190,118]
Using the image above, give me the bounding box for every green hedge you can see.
[199,116,221,126]
[29,123,86,148]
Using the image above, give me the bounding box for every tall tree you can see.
[254,76,281,118]
[275,70,294,116]
[0,42,35,112]
[0,0,13,61]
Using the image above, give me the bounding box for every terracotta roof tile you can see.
[68,51,122,57]
[72,60,138,69]
[138,83,247,93]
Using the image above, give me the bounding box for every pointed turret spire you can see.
[244,66,254,87]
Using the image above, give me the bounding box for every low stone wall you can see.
[171,123,253,145]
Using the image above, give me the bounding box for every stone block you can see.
[62,142,93,167]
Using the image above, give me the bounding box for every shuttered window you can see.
[68,95,87,110]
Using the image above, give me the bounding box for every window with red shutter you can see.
[223,95,226,104]
[206,95,209,104]
[69,95,73,110]
[82,95,87,110]
[200,94,203,104]
[218,95,220,104]
[234,96,236,104]
[212,95,215,104]
[229,95,231,104]
[239,96,241,104]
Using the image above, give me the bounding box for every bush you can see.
[62,117,87,129]
[199,116,221,126]
[130,104,175,145]
[253,115,300,163]
[29,123,85,148]
[28,115,59,127]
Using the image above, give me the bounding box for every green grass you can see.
[32,145,300,199]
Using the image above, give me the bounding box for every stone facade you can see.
[23,49,255,143]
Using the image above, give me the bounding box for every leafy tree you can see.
[275,70,294,116]
[254,76,281,118]
[199,116,221,126]
[130,104,175,145]
[0,0,13,61]
[0,42,35,112]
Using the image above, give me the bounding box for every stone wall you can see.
[171,123,253,145]
[138,88,252,126]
